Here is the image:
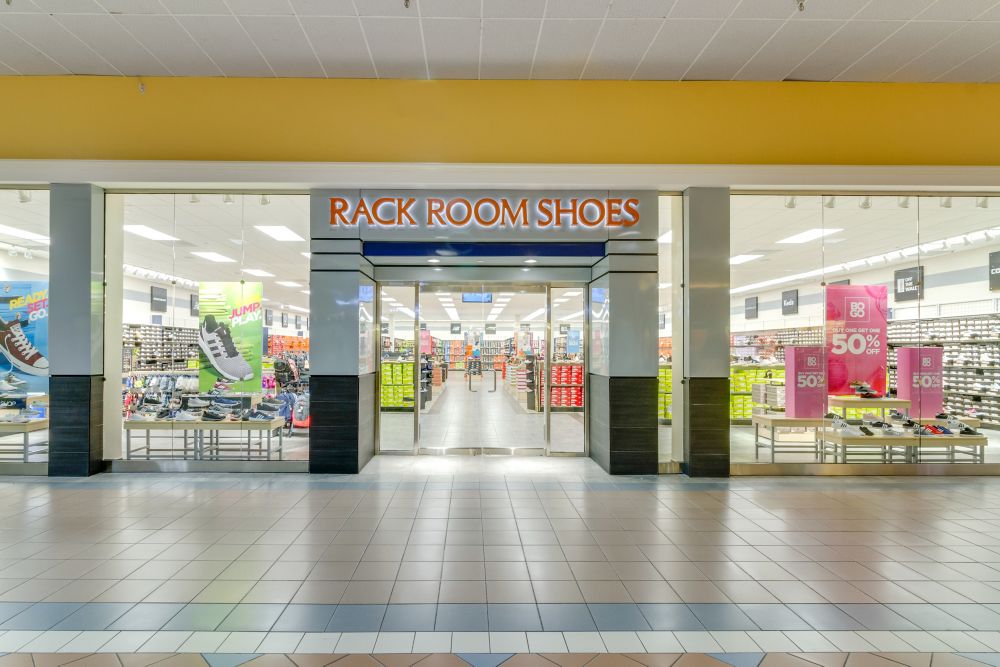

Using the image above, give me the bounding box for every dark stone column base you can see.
[588,374,658,475]
[49,374,104,477]
[309,373,375,474]
[683,376,730,477]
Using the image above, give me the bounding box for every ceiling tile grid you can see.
[1,0,1000,81]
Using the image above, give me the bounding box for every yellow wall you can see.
[4,76,1000,165]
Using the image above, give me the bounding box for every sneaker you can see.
[0,379,16,392]
[172,410,199,422]
[938,426,953,434]
[202,409,226,421]
[946,417,967,430]
[935,412,949,419]
[255,403,279,413]
[212,397,239,406]
[0,316,48,376]
[199,315,254,382]
[128,412,155,422]
[859,426,875,436]
[843,425,865,436]
[187,397,210,408]
[4,374,25,387]
[213,381,232,391]
[961,426,980,436]
[881,423,903,436]
[862,412,879,423]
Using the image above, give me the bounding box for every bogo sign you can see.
[897,347,943,417]
[825,285,888,396]
[786,346,826,418]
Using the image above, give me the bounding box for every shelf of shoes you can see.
[381,361,415,410]
[267,335,309,355]
[658,365,672,422]
[887,313,1000,427]
[122,324,199,372]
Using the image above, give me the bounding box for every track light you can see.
[189,194,200,204]
[16,190,30,204]
[897,196,910,209]
[977,196,989,209]
[7,246,16,257]
[940,196,952,208]
[23,249,32,259]
[784,195,797,209]
[260,195,270,206]
[859,196,872,209]
[223,194,234,205]
[823,196,836,209]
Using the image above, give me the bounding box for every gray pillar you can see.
[588,193,659,475]
[680,187,731,477]
[308,190,377,474]
[49,184,105,476]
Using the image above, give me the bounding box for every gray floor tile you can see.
[0,603,83,630]
[837,603,920,630]
[381,603,437,631]
[687,603,758,630]
[886,603,974,630]
[161,603,236,631]
[537,603,597,631]
[588,603,651,631]
[271,603,337,632]
[52,602,133,631]
[106,602,186,631]
[937,603,1000,631]
[326,603,386,632]
[637,603,705,631]
[216,603,286,631]
[435,603,488,631]
[487,603,542,631]
[737,604,812,630]
[0,602,32,624]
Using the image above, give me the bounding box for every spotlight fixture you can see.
[977,196,989,209]
[16,190,30,204]
[23,249,32,259]
[940,196,952,208]
[260,194,270,206]
[189,194,200,204]
[524,258,537,264]
[795,0,805,10]
[859,196,872,209]
[6,246,16,257]
[823,196,836,209]
[784,195,797,209]
[223,194,234,205]
[897,196,910,209]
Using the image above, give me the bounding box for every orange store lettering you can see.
[329,196,640,229]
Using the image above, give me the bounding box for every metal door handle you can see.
[489,369,497,392]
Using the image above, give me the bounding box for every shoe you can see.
[187,397,210,408]
[255,403,279,413]
[0,379,16,392]
[199,315,254,382]
[935,412,949,419]
[859,391,881,398]
[938,426,953,434]
[172,410,199,422]
[242,410,274,422]
[4,374,25,387]
[202,409,226,421]
[843,425,864,436]
[961,426,980,436]
[859,426,875,436]
[0,316,48,376]
[212,397,239,406]
[881,423,903,436]
[862,412,879,423]
[213,381,232,391]
[946,417,967,430]
[128,412,155,422]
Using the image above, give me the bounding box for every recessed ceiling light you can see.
[188,194,200,204]
[0,224,50,245]
[522,308,546,322]
[428,258,441,264]
[223,194,234,205]
[524,258,537,264]
[521,268,530,272]
[729,254,763,265]
[124,225,178,242]
[276,280,302,287]
[658,232,672,243]
[255,226,304,242]
[191,251,235,263]
[260,194,270,206]
[242,269,274,277]
[16,190,31,204]
[776,228,843,244]
[562,290,582,297]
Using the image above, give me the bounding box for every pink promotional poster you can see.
[896,346,943,417]
[419,330,432,354]
[785,346,826,418]
[825,284,888,396]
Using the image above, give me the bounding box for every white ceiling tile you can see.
[918,0,999,21]
[355,0,414,18]
[835,20,961,81]
[976,2,1000,18]
[544,0,611,18]
[224,0,296,15]
[854,0,935,20]
[530,18,601,78]
[735,19,845,81]
[423,18,480,78]
[938,41,1000,81]
[238,15,325,76]
[581,18,661,79]
[0,13,118,74]
[53,13,171,75]
[361,17,427,78]
[890,21,1000,81]
[480,18,538,78]
[113,15,223,75]
[632,18,721,79]
[175,15,275,76]
[288,0,357,15]
[786,20,902,80]
[607,0,674,18]
[730,0,796,20]
[790,0,870,19]
[0,23,68,73]
[670,0,740,19]
[300,16,376,77]
[684,19,781,79]
[29,0,106,12]
[420,0,481,18]
[96,0,166,14]
[158,0,231,14]
[483,0,545,18]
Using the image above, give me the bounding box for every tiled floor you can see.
[3,457,1000,663]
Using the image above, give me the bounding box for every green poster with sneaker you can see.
[197,282,263,393]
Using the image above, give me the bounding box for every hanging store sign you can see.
[264,309,273,326]
[897,346,943,418]
[990,251,1000,291]
[485,323,496,334]
[894,266,923,302]
[744,297,758,320]
[450,323,462,334]
[825,284,887,396]
[380,323,389,334]
[150,287,167,313]
[559,324,570,335]
[520,323,531,332]
[781,289,798,315]
[190,294,200,317]
[281,312,289,327]
[785,346,825,418]
[330,195,641,230]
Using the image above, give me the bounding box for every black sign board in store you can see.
[894,266,924,302]
[150,286,168,313]
[781,289,798,315]
[485,323,497,334]
[295,315,302,329]
[990,251,1000,291]
[520,323,531,332]
[190,294,199,316]
[281,312,289,327]
[559,324,570,335]
[450,323,462,334]
[744,297,758,320]
[264,309,273,326]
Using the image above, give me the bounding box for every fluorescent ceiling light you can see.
[658,232,672,243]
[560,310,584,321]
[428,258,441,264]
[562,290,581,297]
[276,280,302,287]
[658,282,671,289]
[553,298,568,304]
[255,226,304,242]
[729,254,763,265]
[444,307,460,321]
[435,292,450,296]
[124,225,178,242]
[191,251,235,263]
[397,306,416,318]
[776,228,843,244]
[522,307,546,322]
[498,292,515,296]
[242,269,273,277]
[288,305,309,313]
[524,258,537,264]
[0,224,50,245]
[301,290,311,295]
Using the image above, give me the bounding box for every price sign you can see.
[897,346,943,417]
[825,285,887,396]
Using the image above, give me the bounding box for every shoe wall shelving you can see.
[545,362,583,412]
[122,324,199,372]
[380,361,415,411]
[658,365,672,422]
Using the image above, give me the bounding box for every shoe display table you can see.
[912,416,982,429]
[124,417,284,461]
[818,427,987,463]
[828,396,911,420]
[0,419,48,462]
[751,414,826,462]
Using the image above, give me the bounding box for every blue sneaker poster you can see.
[0,281,49,398]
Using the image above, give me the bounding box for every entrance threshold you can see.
[111,460,308,473]
[732,462,1000,475]
[417,447,545,456]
